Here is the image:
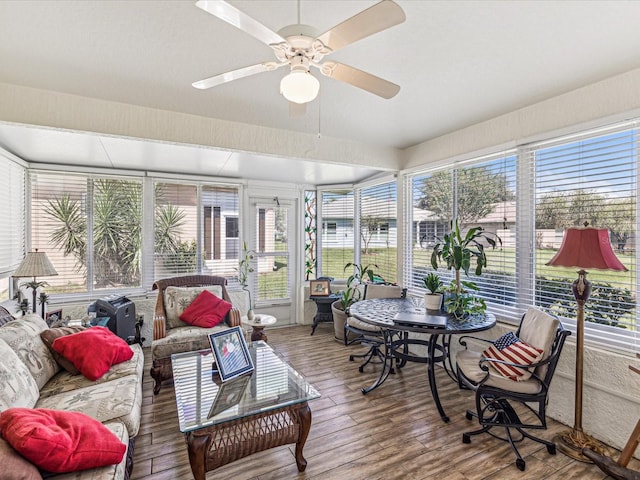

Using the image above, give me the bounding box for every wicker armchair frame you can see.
[150,275,241,394]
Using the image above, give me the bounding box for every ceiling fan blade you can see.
[193,62,281,90]
[319,62,400,99]
[315,0,405,53]
[195,0,286,46]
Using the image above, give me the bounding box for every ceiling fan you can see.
[192,0,406,105]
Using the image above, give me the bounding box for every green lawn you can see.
[319,245,636,290]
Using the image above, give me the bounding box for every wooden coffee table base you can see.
[185,401,312,480]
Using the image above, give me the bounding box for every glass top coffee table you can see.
[172,341,320,480]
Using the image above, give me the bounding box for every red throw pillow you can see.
[51,327,133,381]
[180,290,232,328]
[0,408,126,473]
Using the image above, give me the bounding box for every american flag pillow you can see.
[482,332,544,381]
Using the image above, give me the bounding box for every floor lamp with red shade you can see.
[546,226,628,461]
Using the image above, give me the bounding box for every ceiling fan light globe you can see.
[280,71,319,104]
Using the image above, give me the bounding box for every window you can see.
[319,190,354,279]
[30,174,240,296]
[404,121,639,352]
[459,155,517,313]
[405,152,518,313]
[0,155,26,302]
[253,204,291,303]
[154,182,197,278]
[31,172,143,294]
[203,185,240,270]
[324,222,337,236]
[155,182,240,278]
[359,180,397,283]
[530,126,637,350]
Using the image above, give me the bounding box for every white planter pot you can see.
[424,293,443,311]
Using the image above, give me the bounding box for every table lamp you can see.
[546,227,627,461]
[12,249,58,314]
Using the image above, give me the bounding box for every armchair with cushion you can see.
[456,307,570,471]
[150,275,245,394]
[345,284,406,372]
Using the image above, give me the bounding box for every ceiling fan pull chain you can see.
[318,91,321,139]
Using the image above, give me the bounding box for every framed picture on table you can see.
[208,326,254,382]
[309,279,330,297]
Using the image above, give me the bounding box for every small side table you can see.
[244,314,277,342]
[309,294,340,335]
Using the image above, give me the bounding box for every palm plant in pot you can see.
[422,272,443,311]
[331,263,377,341]
[430,219,500,318]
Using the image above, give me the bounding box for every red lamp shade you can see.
[546,227,628,271]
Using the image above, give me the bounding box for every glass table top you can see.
[171,341,321,432]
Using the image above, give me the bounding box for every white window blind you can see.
[460,154,518,316]
[203,184,240,276]
[529,124,637,351]
[154,181,240,278]
[358,180,397,284]
[319,189,354,280]
[0,156,26,301]
[31,172,143,294]
[405,171,448,295]
[405,151,518,314]
[154,182,198,277]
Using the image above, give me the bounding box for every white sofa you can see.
[0,314,144,479]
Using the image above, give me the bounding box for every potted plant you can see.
[441,280,487,319]
[331,263,377,341]
[422,272,443,311]
[431,219,500,318]
[236,241,256,320]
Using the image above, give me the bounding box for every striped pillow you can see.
[482,332,543,381]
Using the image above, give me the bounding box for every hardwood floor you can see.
[133,324,634,479]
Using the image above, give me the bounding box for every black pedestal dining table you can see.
[349,297,496,423]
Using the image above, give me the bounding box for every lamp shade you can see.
[280,71,320,104]
[13,250,59,278]
[546,227,628,271]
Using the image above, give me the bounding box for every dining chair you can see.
[456,307,570,471]
[345,284,406,372]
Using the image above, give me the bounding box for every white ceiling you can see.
[1,0,640,185]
